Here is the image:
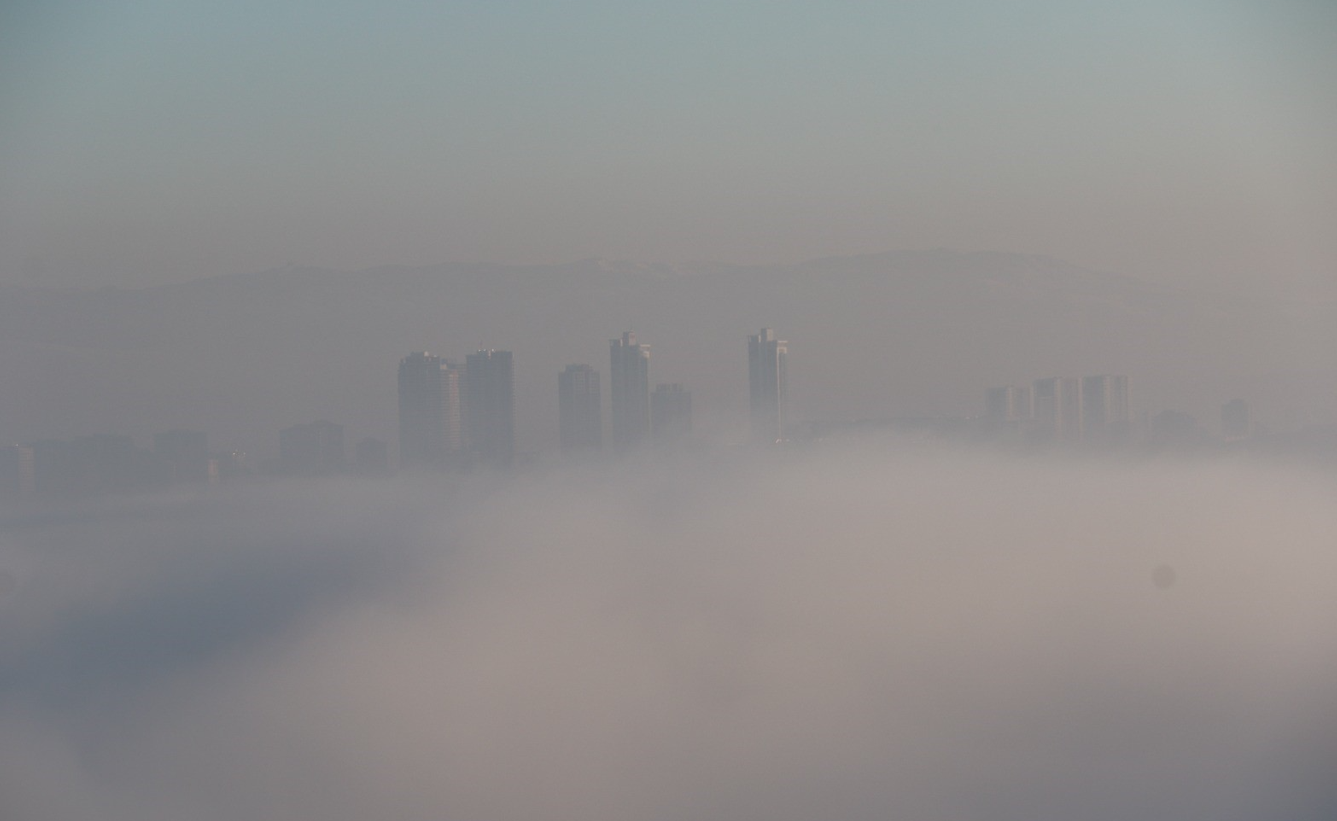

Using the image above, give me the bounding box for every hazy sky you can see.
[1,1,1335,295]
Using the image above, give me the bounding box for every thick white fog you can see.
[1,445,1335,820]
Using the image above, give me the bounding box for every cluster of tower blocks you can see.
[398,329,788,468]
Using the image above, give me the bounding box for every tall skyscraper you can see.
[748,328,788,443]
[1081,375,1130,442]
[651,383,692,445]
[558,364,602,452]
[609,332,650,451]
[464,349,514,466]
[398,352,462,470]
[1033,377,1082,443]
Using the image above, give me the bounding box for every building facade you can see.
[609,332,651,451]
[748,328,788,443]
[984,385,1034,428]
[397,352,462,470]
[1033,376,1082,444]
[464,350,515,465]
[1081,375,1131,442]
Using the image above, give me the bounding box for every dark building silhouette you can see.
[464,350,514,466]
[1081,375,1131,442]
[398,352,462,470]
[609,332,650,451]
[984,385,1033,429]
[1033,376,1082,444]
[154,429,210,482]
[651,383,692,445]
[558,364,602,452]
[748,328,788,443]
[279,421,344,476]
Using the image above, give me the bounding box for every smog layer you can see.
[1,444,1333,821]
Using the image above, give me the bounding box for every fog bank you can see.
[1,446,1334,820]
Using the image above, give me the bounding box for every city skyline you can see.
[2,5,1333,817]
[5,323,1304,497]
[0,250,1330,461]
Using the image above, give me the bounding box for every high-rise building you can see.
[279,421,344,475]
[984,385,1033,427]
[398,352,462,470]
[748,328,788,443]
[609,332,650,451]
[1033,377,1082,443]
[651,383,692,445]
[464,350,514,465]
[558,364,602,452]
[1081,375,1130,442]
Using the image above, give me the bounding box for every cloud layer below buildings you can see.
[1,445,1334,820]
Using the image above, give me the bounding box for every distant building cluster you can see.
[396,349,515,470]
[0,328,786,499]
[984,375,1131,444]
[392,329,773,468]
[2,317,1305,501]
[0,432,243,499]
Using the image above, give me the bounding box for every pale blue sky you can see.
[1,0,1334,295]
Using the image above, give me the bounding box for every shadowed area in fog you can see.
[0,445,1334,820]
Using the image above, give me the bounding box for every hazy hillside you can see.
[1,251,1332,457]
